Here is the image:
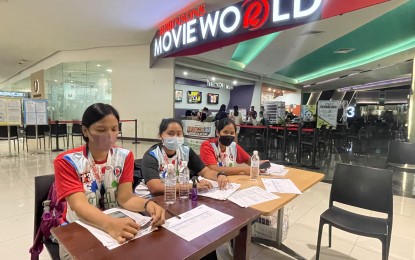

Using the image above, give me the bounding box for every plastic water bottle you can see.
[164,163,176,204]
[178,161,190,199]
[250,150,260,180]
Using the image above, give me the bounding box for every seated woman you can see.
[141,118,229,196]
[54,103,165,258]
[200,118,253,175]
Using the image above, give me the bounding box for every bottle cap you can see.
[253,150,258,155]
[181,161,188,168]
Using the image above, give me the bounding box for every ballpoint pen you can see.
[165,208,181,219]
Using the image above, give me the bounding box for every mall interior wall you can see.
[2,45,175,139]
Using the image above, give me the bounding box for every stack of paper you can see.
[263,163,289,176]
[261,178,302,194]
[227,186,280,207]
[199,179,240,200]
[76,208,155,250]
[162,204,233,241]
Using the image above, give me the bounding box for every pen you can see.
[165,208,181,219]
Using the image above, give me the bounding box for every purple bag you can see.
[29,182,66,259]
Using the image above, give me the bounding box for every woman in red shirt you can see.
[200,118,253,175]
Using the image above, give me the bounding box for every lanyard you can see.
[87,147,116,209]
[159,146,182,177]
[216,142,231,167]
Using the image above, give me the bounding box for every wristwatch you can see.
[217,171,227,178]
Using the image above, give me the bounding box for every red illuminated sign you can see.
[159,4,206,36]
[242,0,270,31]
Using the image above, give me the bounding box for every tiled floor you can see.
[0,138,414,259]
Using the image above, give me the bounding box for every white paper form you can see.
[25,101,36,113]
[35,101,46,113]
[261,178,302,194]
[227,186,280,208]
[162,204,233,241]
[76,208,155,250]
[199,179,240,200]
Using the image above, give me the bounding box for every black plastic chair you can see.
[387,141,415,172]
[70,123,83,148]
[25,125,46,152]
[316,163,393,260]
[33,174,60,260]
[49,123,68,149]
[0,125,20,153]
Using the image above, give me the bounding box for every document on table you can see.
[76,208,155,250]
[227,186,280,208]
[261,178,302,194]
[199,179,240,200]
[261,163,289,176]
[162,204,233,241]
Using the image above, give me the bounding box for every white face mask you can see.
[163,137,184,150]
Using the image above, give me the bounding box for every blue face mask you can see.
[163,137,184,150]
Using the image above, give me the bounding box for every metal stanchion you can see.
[296,125,302,165]
[307,129,320,169]
[132,119,140,144]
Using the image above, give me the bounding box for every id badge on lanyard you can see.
[88,148,114,210]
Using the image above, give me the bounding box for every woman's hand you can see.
[197,179,213,192]
[106,217,139,244]
[145,201,165,227]
[217,174,229,190]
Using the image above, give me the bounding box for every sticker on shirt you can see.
[114,166,122,177]
[80,171,93,184]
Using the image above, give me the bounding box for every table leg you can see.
[234,223,252,260]
[52,121,63,152]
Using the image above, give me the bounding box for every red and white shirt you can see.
[200,138,250,167]
[54,145,133,222]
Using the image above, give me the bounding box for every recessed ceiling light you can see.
[183,71,188,76]
[70,80,73,83]
[211,77,216,81]
[96,64,101,67]
[273,89,276,92]
[334,48,356,54]
[267,88,272,91]
[54,80,58,82]
[107,69,112,73]
[232,80,237,85]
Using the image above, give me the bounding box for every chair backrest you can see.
[34,174,55,238]
[0,125,18,138]
[118,122,122,133]
[330,163,393,217]
[26,125,45,137]
[50,124,68,136]
[387,141,415,165]
[71,123,83,134]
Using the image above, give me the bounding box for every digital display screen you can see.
[187,91,202,103]
[207,93,219,104]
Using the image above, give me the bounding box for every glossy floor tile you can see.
[0,138,414,259]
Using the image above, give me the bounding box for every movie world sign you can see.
[150,0,387,66]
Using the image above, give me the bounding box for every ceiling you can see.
[0,0,414,93]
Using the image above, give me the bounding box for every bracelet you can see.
[144,199,152,211]
[216,171,227,178]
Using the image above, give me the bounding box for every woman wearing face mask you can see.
[141,118,229,196]
[54,103,165,258]
[200,118,255,175]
